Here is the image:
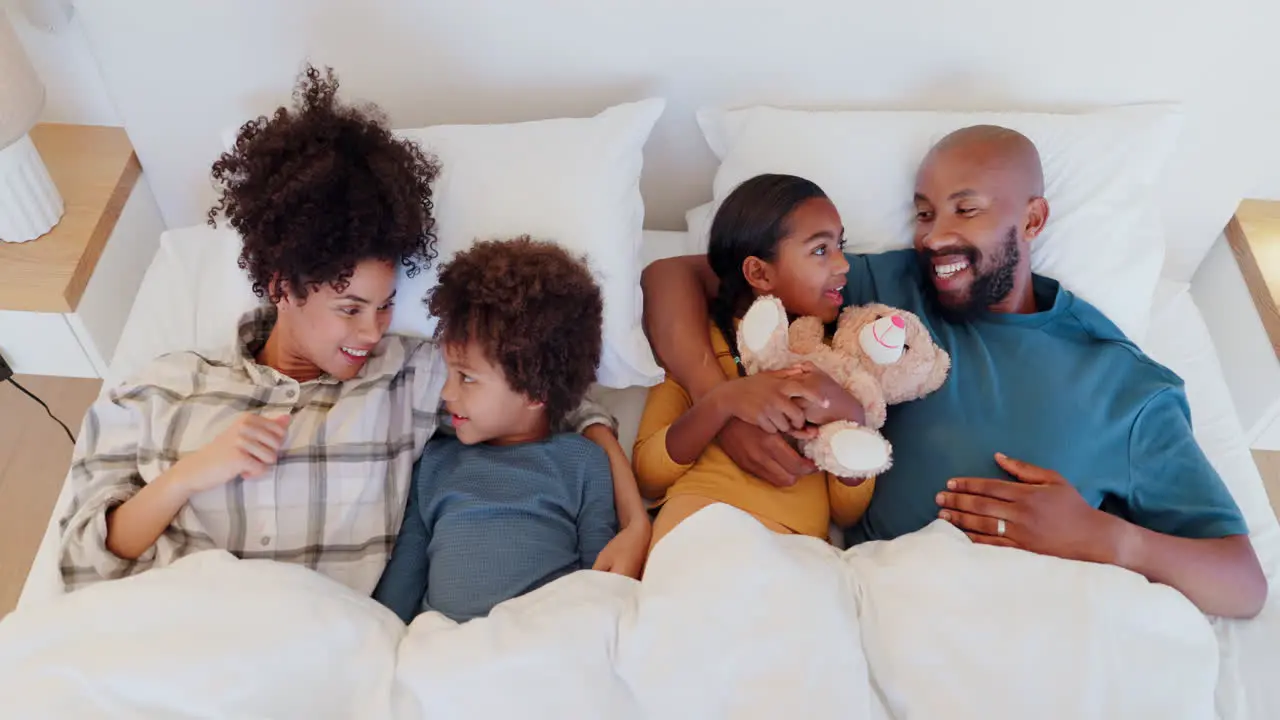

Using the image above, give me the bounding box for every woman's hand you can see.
[104,413,291,561]
[720,368,826,434]
[183,413,291,494]
[581,422,651,579]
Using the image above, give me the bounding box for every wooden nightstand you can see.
[0,124,166,378]
[1226,200,1280,358]
[1192,199,1280,449]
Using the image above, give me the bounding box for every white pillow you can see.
[690,105,1184,341]
[394,99,666,388]
[219,100,665,389]
[107,225,256,387]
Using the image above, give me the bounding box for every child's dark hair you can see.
[707,174,829,374]
[208,65,441,303]
[427,237,603,425]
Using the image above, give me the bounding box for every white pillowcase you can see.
[689,105,1183,341]
[394,99,666,388]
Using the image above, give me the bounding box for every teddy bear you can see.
[736,296,951,479]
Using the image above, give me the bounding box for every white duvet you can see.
[0,504,1218,719]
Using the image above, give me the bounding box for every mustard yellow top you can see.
[632,324,875,538]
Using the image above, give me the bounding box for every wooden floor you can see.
[1,373,1280,619]
[0,374,100,618]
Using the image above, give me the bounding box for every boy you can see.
[373,238,618,623]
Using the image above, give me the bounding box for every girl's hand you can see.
[791,365,866,427]
[719,368,826,434]
[183,414,291,494]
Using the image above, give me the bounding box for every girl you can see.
[633,174,875,550]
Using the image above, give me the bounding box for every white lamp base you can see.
[0,133,64,243]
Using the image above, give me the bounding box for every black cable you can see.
[7,378,76,444]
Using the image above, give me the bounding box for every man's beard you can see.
[919,226,1021,320]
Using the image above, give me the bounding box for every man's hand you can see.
[718,417,817,488]
[592,522,650,579]
[185,413,291,494]
[935,452,1121,565]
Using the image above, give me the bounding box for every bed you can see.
[6,223,1280,718]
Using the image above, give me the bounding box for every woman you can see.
[59,66,649,594]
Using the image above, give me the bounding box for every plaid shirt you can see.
[59,307,614,595]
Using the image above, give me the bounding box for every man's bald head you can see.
[924,125,1044,198]
[912,125,1050,317]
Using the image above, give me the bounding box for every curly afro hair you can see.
[208,65,441,303]
[427,238,604,426]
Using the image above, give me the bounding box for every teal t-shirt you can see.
[843,249,1246,545]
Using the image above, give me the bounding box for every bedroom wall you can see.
[19,0,1280,281]
[10,10,116,125]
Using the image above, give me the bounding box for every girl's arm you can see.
[631,378,698,499]
[663,384,734,466]
[666,370,826,464]
[829,475,876,528]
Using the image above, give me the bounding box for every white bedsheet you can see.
[12,230,1280,718]
[0,505,1222,720]
[1140,281,1280,719]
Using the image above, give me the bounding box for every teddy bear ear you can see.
[738,295,791,373]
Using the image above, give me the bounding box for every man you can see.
[642,125,1266,618]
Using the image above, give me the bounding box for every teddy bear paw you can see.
[806,421,894,478]
[737,295,791,373]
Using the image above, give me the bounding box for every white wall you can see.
[9,7,117,125]
[37,0,1280,281]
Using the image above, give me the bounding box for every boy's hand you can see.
[593,522,650,579]
[184,413,291,494]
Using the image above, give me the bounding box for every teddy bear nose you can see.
[859,315,907,365]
